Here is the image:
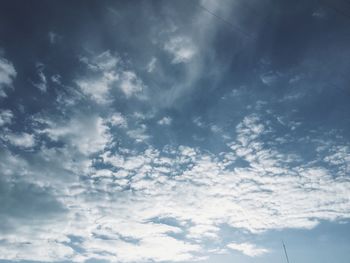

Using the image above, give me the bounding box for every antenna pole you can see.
[282,240,290,263]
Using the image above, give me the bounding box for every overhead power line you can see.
[196,3,253,39]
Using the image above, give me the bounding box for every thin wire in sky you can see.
[282,240,291,263]
[196,3,253,39]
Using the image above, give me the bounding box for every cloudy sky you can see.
[1,0,350,262]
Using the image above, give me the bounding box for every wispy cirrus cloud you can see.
[77,51,145,103]
[32,63,48,92]
[0,55,16,98]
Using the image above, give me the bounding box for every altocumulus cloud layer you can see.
[0,0,350,262]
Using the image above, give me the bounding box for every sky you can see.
[0,0,350,262]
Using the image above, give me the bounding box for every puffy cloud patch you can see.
[227,242,269,257]
[77,51,119,103]
[107,112,127,128]
[0,109,13,126]
[1,112,350,262]
[79,235,200,262]
[40,114,111,155]
[2,132,35,148]
[158,116,172,125]
[126,124,150,143]
[77,51,145,102]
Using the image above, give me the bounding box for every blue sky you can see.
[0,0,350,262]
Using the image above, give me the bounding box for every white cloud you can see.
[2,114,350,262]
[193,116,205,127]
[76,72,117,103]
[1,1,350,261]
[48,31,60,44]
[0,56,17,97]
[147,57,157,73]
[210,124,221,133]
[158,116,172,125]
[133,111,155,120]
[77,51,119,103]
[187,224,220,240]
[41,115,111,155]
[77,51,144,102]
[260,71,279,86]
[0,109,13,126]
[0,239,74,262]
[107,112,127,127]
[33,63,48,92]
[312,8,327,19]
[79,235,200,262]
[164,36,197,64]
[80,50,119,72]
[51,74,61,84]
[120,71,144,98]
[227,242,269,257]
[322,145,350,175]
[126,124,150,143]
[4,132,35,148]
